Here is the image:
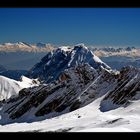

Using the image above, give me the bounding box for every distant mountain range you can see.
[0,42,139,57]
[92,46,140,57]
[0,42,55,70]
[89,46,140,70]
[0,42,55,52]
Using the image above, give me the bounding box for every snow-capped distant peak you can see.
[16,42,25,45]
[16,42,31,47]
[3,43,13,46]
[0,42,55,52]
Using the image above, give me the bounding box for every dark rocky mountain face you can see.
[27,44,110,83]
[0,65,140,125]
[0,64,99,124]
[100,66,140,112]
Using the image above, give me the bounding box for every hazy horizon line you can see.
[0,41,139,48]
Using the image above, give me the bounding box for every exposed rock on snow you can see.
[0,65,139,125]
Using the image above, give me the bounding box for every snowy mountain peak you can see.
[16,42,26,45]
[57,43,87,53]
[16,42,32,47]
[58,46,72,52]
[2,42,30,46]
[2,43,13,46]
[74,43,88,50]
[28,44,111,83]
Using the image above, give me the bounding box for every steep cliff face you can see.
[100,66,140,112]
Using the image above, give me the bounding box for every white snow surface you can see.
[0,95,140,132]
[0,76,39,101]
[59,46,72,52]
[93,54,104,63]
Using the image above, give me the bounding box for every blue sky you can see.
[0,8,140,46]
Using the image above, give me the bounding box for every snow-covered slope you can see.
[28,44,110,83]
[1,92,140,132]
[0,64,139,126]
[0,64,98,124]
[0,76,39,101]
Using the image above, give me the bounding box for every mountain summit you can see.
[28,44,111,83]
